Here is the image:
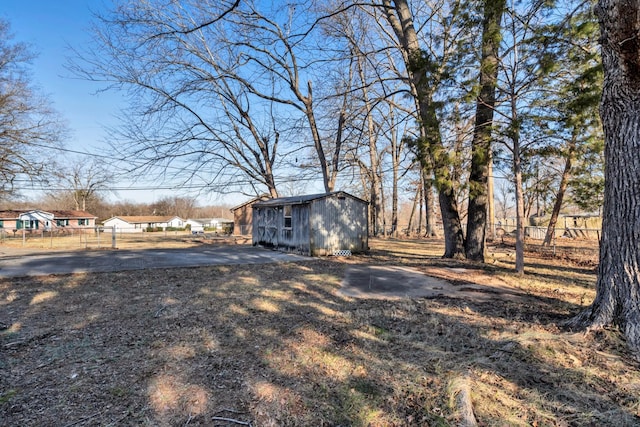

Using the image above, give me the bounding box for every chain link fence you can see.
[0,227,247,251]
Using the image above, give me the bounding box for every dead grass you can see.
[0,230,243,251]
[1,238,639,426]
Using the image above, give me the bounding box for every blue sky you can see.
[0,1,313,206]
[0,1,219,204]
[1,1,122,155]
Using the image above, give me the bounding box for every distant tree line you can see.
[6,193,232,223]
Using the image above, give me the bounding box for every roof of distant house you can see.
[0,209,96,219]
[103,215,182,224]
[186,218,233,224]
[49,210,98,218]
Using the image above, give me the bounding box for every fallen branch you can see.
[63,411,102,427]
[4,340,26,348]
[154,305,167,318]
[211,416,252,426]
[449,372,478,427]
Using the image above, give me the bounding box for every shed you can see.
[252,191,369,256]
[231,196,269,236]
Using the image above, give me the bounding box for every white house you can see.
[185,218,206,233]
[102,216,184,233]
[0,209,98,233]
[185,218,234,233]
[0,209,54,231]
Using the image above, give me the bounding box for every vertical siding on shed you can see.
[253,205,312,255]
[285,204,311,254]
[309,195,368,256]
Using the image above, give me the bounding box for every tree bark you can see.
[423,168,438,237]
[486,155,495,241]
[407,179,420,236]
[383,0,464,257]
[465,0,506,262]
[568,0,640,357]
[513,151,526,274]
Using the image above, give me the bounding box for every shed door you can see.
[256,207,279,246]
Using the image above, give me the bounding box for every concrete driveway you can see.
[0,245,306,278]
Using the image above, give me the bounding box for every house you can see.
[0,209,98,233]
[252,191,369,256]
[0,209,54,232]
[102,216,184,233]
[185,218,234,234]
[49,210,98,231]
[231,196,269,236]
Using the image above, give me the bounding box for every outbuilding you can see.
[252,191,368,256]
[231,196,269,236]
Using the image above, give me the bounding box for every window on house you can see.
[0,220,3,228]
[283,205,292,229]
[78,219,88,226]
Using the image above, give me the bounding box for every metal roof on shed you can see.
[252,191,367,208]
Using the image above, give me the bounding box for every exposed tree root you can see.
[566,307,640,362]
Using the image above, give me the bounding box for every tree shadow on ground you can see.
[1,256,638,426]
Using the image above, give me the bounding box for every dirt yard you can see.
[1,238,638,426]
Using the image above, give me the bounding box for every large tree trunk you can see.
[569,0,640,357]
[383,0,464,257]
[465,0,506,262]
[423,169,438,237]
[303,81,336,193]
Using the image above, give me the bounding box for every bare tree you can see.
[223,2,353,193]
[495,179,513,221]
[49,158,114,212]
[378,0,469,258]
[70,1,293,198]
[150,196,198,219]
[494,1,557,273]
[0,19,65,199]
